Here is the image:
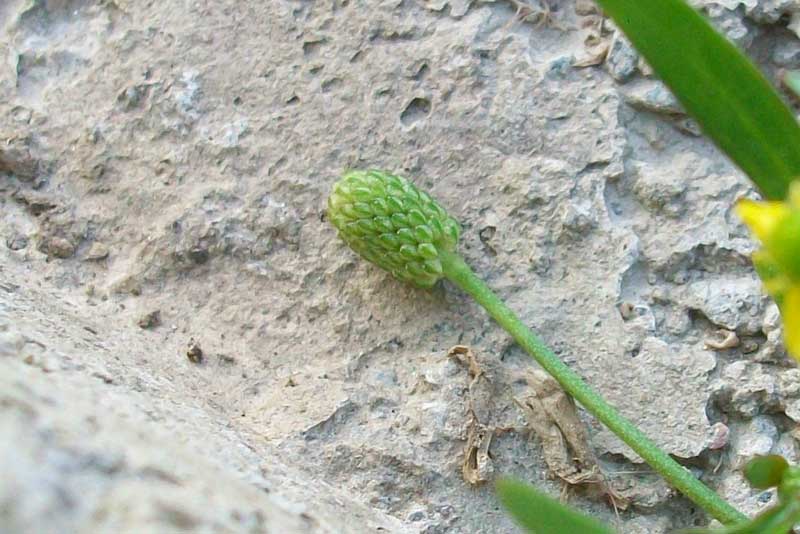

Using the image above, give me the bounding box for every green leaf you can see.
[745,455,789,489]
[495,478,615,534]
[594,0,800,201]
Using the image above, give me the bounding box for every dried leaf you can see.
[448,345,483,384]
[462,418,495,485]
[514,370,600,485]
[449,345,497,485]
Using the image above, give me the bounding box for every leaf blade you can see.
[744,455,789,489]
[496,478,615,534]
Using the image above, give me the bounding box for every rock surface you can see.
[2,0,800,532]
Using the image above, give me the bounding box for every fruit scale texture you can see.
[327,169,461,288]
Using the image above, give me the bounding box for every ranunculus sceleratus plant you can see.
[326,0,800,531]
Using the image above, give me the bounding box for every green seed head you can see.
[328,169,460,288]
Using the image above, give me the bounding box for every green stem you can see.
[439,249,746,525]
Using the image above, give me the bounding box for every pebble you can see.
[708,422,730,450]
[606,31,639,83]
[773,39,800,66]
[84,242,109,261]
[137,310,161,330]
[42,236,76,259]
[732,416,778,468]
[187,338,203,364]
[622,80,684,115]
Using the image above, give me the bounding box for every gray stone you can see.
[774,433,800,464]
[606,31,639,83]
[761,303,787,361]
[622,80,684,116]
[731,416,778,468]
[0,282,409,534]
[681,277,765,333]
[773,39,800,66]
[744,0,799,25]
[593,337,716,461]
[712,361,781,417]
[703,3,754,48]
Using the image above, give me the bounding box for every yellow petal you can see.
[736,199,790,243]
[785,286,800,361]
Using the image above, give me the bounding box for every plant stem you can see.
[439,249,746,525]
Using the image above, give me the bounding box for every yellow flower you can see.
[787,287,800,358]
[736,182,800,360]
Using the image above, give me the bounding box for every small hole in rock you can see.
[413,63,429,81]
[400,97,431,126]
[303,40,324,58]
[321,78,342,93]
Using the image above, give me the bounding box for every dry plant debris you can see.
[448,345,498,485]
[513,370,601,486]
[704,329,741,351]
[448,345,626,509]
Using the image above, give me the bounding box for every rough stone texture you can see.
[2,0,800,532]
[0,279,410,534]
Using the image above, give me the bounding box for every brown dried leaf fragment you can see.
[514,370,629,509]
[448,345,483,385]
[514,370,600,485]
[462,418,495,485]
[448,345,496,486]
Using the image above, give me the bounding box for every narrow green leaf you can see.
[594,0,800,200]
[495,478,615,534]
